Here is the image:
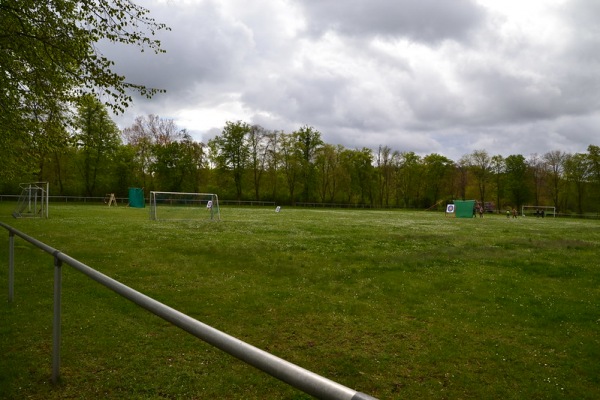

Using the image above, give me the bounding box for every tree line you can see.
[3,104,600,215]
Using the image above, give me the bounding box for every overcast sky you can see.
[105,0,600,161]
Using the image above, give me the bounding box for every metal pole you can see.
[45,182,49,218]
[56,252,377,400]
[52,252,62,384]
[8,232,14,302]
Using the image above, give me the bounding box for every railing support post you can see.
[52,252,62,384]
[8,232,14,303]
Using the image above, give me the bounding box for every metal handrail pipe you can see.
[0,221,376,400]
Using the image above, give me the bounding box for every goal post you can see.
[521,205,556,217]
[149,191,221,221]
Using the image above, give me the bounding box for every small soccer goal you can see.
[521,205,556,217]
[13,182,49,218]
[149,191,221,221]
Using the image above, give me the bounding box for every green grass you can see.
[0,203,599,399]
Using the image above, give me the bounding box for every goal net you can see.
[149,191,220,221]
[521,205,556,217]
[13,182,49,218]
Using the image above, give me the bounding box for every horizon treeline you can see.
[2,109,600,215]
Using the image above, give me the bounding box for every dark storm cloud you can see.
[298,0,485,43]
[101,0,253,104]
[559,0,600,110]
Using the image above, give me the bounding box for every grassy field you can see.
[0,203,599,399]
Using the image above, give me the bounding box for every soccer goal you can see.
[149,191,220,221]
[521,205,556,217]
[12,182,49,218]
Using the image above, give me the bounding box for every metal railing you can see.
[1,221,377,400]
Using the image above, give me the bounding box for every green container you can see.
[128,188,145,208]
[453,200,476,218]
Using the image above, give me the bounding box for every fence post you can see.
[8,232,14,302]
[52,252,62,384]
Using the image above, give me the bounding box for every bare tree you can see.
[456,155,470,200]
[122,114,185,189]
[247,125,271,201]
[490,155,505,211]
[376,145,395,207]
[564,153,590,215]
[527,153,546,206]
[469,150,492,204]
[542,150,567,210]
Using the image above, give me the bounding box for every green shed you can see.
[128,188,145,208]
[453,200,475,218]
